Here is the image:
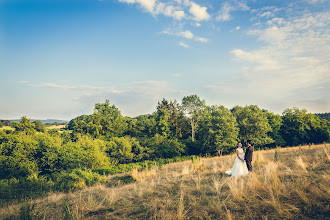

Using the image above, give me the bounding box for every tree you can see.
[68,100,126,139]
[198,105,239,155]
[281,108,330,146]
[12,116,36,135]
[155,99,171,137]
[263,110,285,146]
[34,120,46,132]
[231,105,273,146]
[181,95,206,141]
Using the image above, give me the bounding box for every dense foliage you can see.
[315,112,330,121]
[1,95,329,201]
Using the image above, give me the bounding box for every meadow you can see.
[1,144,329,219]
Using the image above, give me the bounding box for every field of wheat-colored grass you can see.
[0,126,14,131]
[46,125,67,130]
[1,144,329,219]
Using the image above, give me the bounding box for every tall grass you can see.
[1,144,329,219]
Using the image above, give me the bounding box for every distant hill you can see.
[9,119,68,124]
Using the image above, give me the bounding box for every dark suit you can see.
[245,145,253,171]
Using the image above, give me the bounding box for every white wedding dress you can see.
[225,148,249,177]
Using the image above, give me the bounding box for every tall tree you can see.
[231,105,273,145]
[68,100,125,139]
[263,110,285,146]
[198,105,239,155]
[155,99,171,137]
[12,116,36,135]
[181,95,206,141]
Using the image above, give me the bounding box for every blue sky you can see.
[0,0,329,120]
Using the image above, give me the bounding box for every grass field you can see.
[0,126,14,131]
[1,144,329,219]
[46,125,67,130]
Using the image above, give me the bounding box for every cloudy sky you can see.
[0,0,329,120]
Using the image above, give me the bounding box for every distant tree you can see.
[12,116,36,135]
[0,119,11,126]
[231,105,273,146]
[34,120,46,132]
[315,112,330,121]
[68,100,126,139]
[282,108,330,146]
[198,105,239,155]
[181,95,206,142]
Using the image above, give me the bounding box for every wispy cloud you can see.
[25,80,188,116]
[162,29,208,43]
[216,1,250,21]
[208,9,330,113]
[179,41,189,48]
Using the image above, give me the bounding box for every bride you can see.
[225,142,249,177]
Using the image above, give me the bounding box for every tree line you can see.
[0,95,329,200]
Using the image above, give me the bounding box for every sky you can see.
[0,0,329,120]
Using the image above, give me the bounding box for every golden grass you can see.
[46,125,67,130]
[0,126,14,131]
[1,144,329,219]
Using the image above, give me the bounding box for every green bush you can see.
[53,169,103,192]
[0,175,52,203]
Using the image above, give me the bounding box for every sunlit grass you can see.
[1,144,329,219]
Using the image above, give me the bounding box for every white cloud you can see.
[189,2,210,21]
[195,36,208,43]
[179,41,189,48]
[162,29,208,43]
[229,11,330,95]
[194,22,201,27]
[304,0,325,4]
[216,2,232,21]
[216,1,250,21]
[179,30,194,39]
[260,11,273,18]
[236,26,240,30]
[155,3,185,20]
[118,0,135,3]
[119,0,156,13]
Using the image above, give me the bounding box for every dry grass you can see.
[1,144,329,219]
[0,126,14,131]
[46,125,67,130]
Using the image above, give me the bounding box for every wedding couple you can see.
[225,140,254,177]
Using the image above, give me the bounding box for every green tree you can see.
[281,108,330,146]
[69,100,126,139]
[12,116,36,135]
[148,134,185,158]
[231,105,273,145]
[181,95,206,141]
[263,110,285,146]
[198,105,239,155]
[155,99,171,137]
[34,120,46,132]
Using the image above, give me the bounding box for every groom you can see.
[245,140,254,171]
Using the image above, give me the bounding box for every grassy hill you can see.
[1,144,329,219]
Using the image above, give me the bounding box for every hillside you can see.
[1,144,329,219]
